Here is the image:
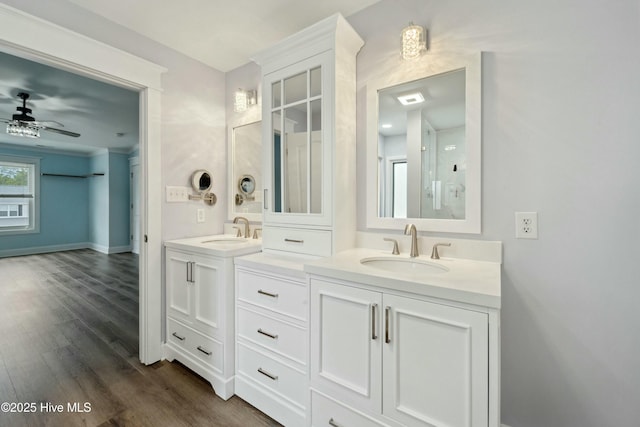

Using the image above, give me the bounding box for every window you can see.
[0,156,39,234]
[392,160,407,218]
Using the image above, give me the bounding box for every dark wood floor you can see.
[0,249,280,427]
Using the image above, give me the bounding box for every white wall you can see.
[349,1,640,426]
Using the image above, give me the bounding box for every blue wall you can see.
[109,153,131,247]
[0,145,90,253]
[0,145,132,256]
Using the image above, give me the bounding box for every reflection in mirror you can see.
[377,69,465,220]
[366,53,481,233]
[271,66,322,214]
[232,121,262,215]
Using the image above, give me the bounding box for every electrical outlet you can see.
[166,186,190,202]
[197,209,205,223]
[515,212,538,239]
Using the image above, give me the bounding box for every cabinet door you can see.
[382,295,488,427]
[310,279,382,413]
[191,254,224,337]
[165,250,192,325]
[263,52,332,227]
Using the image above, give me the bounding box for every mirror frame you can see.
[366,52,482,233]
[227,118,262,222]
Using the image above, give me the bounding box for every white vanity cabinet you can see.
[309,277,493,427]
[163,236,261,401]
[253,13,363,258]
[234,257,309,427]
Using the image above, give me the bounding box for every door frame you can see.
[0,4,167,364]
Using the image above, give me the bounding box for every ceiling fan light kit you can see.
[1,92,81,139]
[6,122,40,138]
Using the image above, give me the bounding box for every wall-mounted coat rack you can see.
[41,173,105,178]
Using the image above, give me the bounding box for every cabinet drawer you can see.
[237,343,307,407]
[167,318,223,371]
[238,307,307,364]
[237,269,307,321]
[263,226,332,257]
[311,390,387,427]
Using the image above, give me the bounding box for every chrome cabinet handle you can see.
[371,304,378,340]
[264,189,268,210]
[197,346,212,356]
[186,261,195,283]
[172,332,185,341]
[257,367,278,381]
[257,328,278,339]
[328,418,342,427]
[385,306,391,344]
[257,289,278,298]
[284,238,304,244]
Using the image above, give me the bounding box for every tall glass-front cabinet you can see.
[253,13,364,257]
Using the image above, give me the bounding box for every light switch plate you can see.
[197,209,205,223]
[166,186,190,202]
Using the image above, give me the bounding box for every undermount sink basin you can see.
[201,238,247,244]
[360,257,449,274]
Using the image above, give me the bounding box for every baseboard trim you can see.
[89,243,132,254]
[0,242,89,258]
[0,242,133,258]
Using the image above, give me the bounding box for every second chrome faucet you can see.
[404,224,419,257]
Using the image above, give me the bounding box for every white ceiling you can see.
[66,0,381,72]
[0,1,380,154]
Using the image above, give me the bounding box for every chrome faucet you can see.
[404,224,419,257]
[233,216,250,238]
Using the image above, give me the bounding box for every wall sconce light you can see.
[401,23,427,60]
[234,89,257,112]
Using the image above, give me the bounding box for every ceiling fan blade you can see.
[41,126,80,138]
[33,120,65,127]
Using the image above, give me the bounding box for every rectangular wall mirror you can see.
[228,120,262,221]
[366,52,482,233]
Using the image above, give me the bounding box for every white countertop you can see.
[164,234,262,258]
[304,248,501,308]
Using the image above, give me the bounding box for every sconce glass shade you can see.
[401,23,426,60]
[234,89,257,113]
[234,89,248,112]
[6,122,40,138]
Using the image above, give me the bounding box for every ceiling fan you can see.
[1,92,80,138]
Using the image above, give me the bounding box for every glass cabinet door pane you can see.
[310,99,322,214]
[284,72,307,105]
[272,111,282,212]
[272,81,282,108]
[310,67,322,97]
[283,103,308,213]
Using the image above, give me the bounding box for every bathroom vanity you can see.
[232,12,364,426]
[305,245,501,427]
[164,235,261,400]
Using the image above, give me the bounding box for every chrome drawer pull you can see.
[329,418,342,427]
[257,367,278,381]
[197,346,212,356]
[385,306,391,344]
[371,304,378,340]
[172,332,185,341]
[257,328,278,339]
[257,289,279,298]
[284,238,304,244]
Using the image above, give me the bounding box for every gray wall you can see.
[349,1,640,426]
